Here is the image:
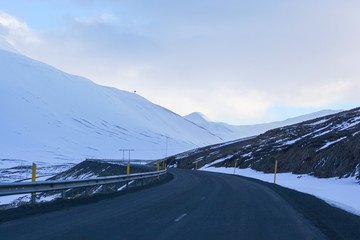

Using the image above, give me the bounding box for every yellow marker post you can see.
[165,164,167,170]
[233,161,237,175]
[195,161,198,170]
[31,163,37,203]
[156,162,160,179]
[127,162,130,175]
[31,163,37,183]
[162,161,165,169]
[274,160,278,184]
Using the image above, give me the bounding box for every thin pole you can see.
[233,161,237,175]
[274,160,278,184]
[157,162,160,179]
[31,163,37,204]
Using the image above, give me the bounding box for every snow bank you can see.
[202,167,360,216]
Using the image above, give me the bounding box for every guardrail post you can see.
[31,163,37,204]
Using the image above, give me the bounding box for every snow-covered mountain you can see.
[184,110,341,141]
[0,49,222,166]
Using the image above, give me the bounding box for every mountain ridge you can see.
[184,109,342,142]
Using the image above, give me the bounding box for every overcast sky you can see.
[0,0,360,124]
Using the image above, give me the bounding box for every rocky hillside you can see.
[166,108,360,178]
[38,160,159,201]
[49,159,156,180]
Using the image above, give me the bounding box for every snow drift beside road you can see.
[203,167,360,216]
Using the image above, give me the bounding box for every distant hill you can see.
[184,110,342,141]
[169,108,360,178]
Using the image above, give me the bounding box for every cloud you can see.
[75,13,118,25]
[1,1,360,124]
[284,81,354,107]
[0,11,39,44]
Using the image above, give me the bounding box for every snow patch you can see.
[306,118,330,126]
[200,155,234,169]
[317,137,347,151]
[210,137,255,150]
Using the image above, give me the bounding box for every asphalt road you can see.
[1,169,360,240]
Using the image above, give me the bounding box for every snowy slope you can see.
[0,49,222,166]
[185,110,341,141]
[0,36,19,54]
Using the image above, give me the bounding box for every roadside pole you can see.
[127,162,130,175]
[233,161,237,175]
[157,163,160,179]
[274,160,278,184]
[31,163,37,204]
[126,163,130,187]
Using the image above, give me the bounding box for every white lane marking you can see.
[174,213,187,222]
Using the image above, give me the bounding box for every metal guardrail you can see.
[0,169,167,196]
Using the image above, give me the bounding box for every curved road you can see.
[1,169,360,239]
